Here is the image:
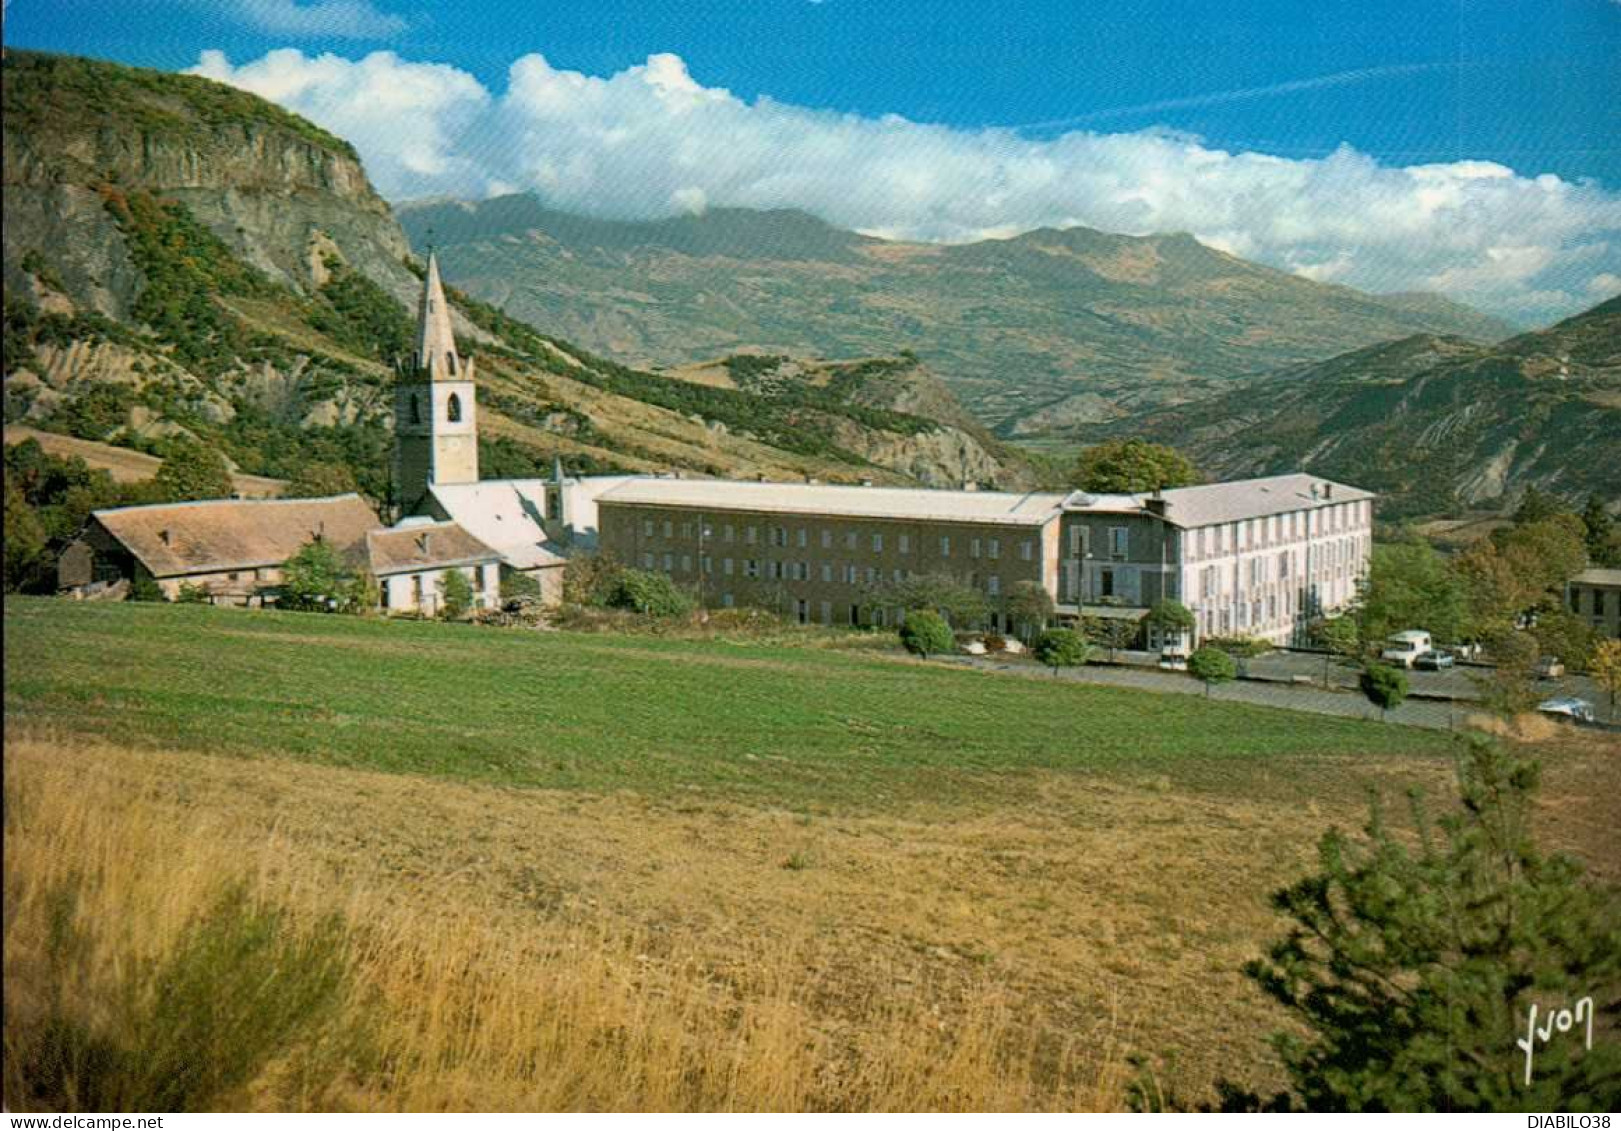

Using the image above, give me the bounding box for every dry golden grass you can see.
[6,728,1616,1111]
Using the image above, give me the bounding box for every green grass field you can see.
[3,597,1449,810]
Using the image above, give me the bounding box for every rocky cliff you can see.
[2,51,418,316]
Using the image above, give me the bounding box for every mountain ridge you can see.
[397,191,1517,435]
[1096,297,1621,516]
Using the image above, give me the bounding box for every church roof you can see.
[91,494,381,579]
[425,479,567,571]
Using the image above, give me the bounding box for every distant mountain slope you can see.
[398,193,1515,435]
[3,51,1030,504]
[1101,297,1621,517]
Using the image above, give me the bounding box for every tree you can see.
[1360,541,1469,645]
[1475,628,1540,716]
[1359,663,1408,719]
[1071,438,1200,494]
[439,568,474,620]
[1591,639,1621,717]
[1457,516,1589,633]
[1530,609,1595,673]
[563,552,625,608]
[1006,580,1055,641]
[1580,494,1618,567]
[1146,599,1195,647]
[1512,485,1567,526]
[864,571,988,629]
[1187,646,1237,697]
[1234,739,1620,1112]
[1033,627,1088,675]
[153,439,233,502]
[1315,614,1363,687]
[898,609,954,660]
[286,462,359,499]
[3,480,49,592]
[279,537,356,613]
[1084,614,1140,660]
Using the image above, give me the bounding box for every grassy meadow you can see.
[5,597,1619,1111]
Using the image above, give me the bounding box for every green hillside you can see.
[398,193,1514,435]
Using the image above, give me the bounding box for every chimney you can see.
[1323,483,1334,500]
[417,531,433,556]
[159,529,171,546]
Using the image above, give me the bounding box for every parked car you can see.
[1534,656,1566,680]
[1537,697,1595,724]
[1381,630,1433,668]
[1413,650,1455,671]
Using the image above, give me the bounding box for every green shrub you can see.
[128,574,165,602]
[175,583,211,605]
[563,552,626,608]
[500,570,542,602]
[279,538,358,613]
[1033,627,1088,674]
[1360,663,1409,716]
[605,569,694,618]
[898,609,954,660]
[1188,646,1237,696]
[4,882,348,1112]
[439,568,474,620]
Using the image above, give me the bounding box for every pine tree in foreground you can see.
[1224,737,1620,1112]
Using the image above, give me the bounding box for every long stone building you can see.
[590,473,1374,646]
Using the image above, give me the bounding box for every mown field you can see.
[5,598,1618,1111]
[4,598,1449,809]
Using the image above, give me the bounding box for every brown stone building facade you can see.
[596,480,1062,629]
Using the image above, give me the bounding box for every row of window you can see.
[639,553,1005,595]
[1196,537,1368,599]
[1184,502,1370,562]
[637,518,1035,561]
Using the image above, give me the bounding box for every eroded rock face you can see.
[3,97,417,316]
[824,417,1010,489]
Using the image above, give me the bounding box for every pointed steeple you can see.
[414,251,463,381]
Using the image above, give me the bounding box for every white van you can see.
[1381,630,1433,668]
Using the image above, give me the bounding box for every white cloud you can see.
[221,0,407,39]
[189,48,1621,323]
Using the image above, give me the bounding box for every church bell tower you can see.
[394,251,478,515]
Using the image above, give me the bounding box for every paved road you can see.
[954,652,1614,733]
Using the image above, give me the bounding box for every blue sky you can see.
[6,0,1620,321]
